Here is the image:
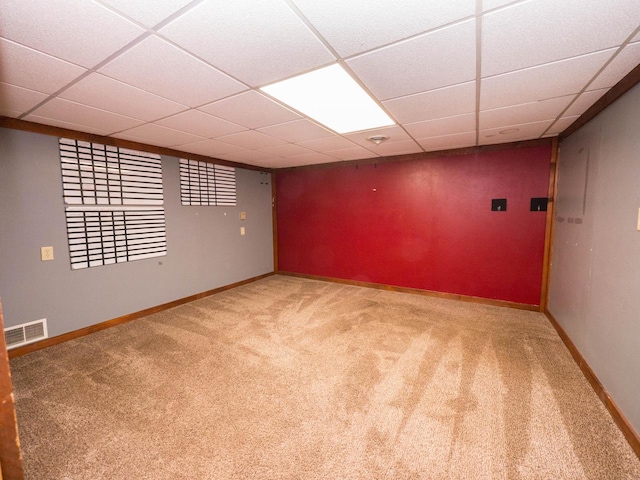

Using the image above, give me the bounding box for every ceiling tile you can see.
[216,131,286,149]
[298,136,358,152]
[416,132,476,152]
[589,42,640,91]
[284,152,340,166]
[155,110,247,138]
[199,91,301,129]
[22,114,113,136]
[159,0,335,87]
[363,139,423,156]
[482,0,640,77]
[405,113,476,138]
[99,35,247,107]
[291,0,475,57]
[29,98,144,134]
[324,146,377,161]
[564,89,608,117]
[344,125,412,148]
[479,96,574,130]
[483,0,519,11]
[60,73,187,122]
[257,144,315,158]
[176,139,244,157]
[0,83,49,116]
[0,0,144,68]
[220,149,284,165]
[546,116,580,136]
[116,123,207,147]
[257,119,333,143]
[100,0,194,27]
[478,120,553,145]
[0,38,86,95]
[383,82,476,124]
[347,20,476,100]
[481,49,614,110]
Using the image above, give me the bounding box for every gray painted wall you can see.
[0,128,274,337]
[549,83,640,433]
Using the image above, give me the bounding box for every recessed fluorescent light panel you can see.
[261,64,395,134]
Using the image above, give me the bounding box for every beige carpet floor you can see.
[10,275,640,479]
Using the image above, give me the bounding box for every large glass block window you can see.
[59,138,167,270]
[179,159,236,206]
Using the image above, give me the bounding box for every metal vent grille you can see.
[4,319,48,349]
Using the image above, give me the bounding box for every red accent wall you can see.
[276,145,551,305]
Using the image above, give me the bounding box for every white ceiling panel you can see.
[290,0,475,58]
[324,146,378,161]
[405,113,476,139]
[347,20,476,100]
[479,120,553,145]
[344,125,413,148]
[29,98,143,134]
[482,0,640,77]
[483,0,520,11]
[546,116,580,136]
[481,49,614,110]
[383,82,476,124]
[219,149,284,166]
[199,91,301,129]
[417,132,477,152]
[155,110,247,138]
[99,35,247,107]
[298,136,358,152]
[0,39,86,95]
[100,0,194,27]
[4,0,640,168]
[589,42,640,91]
[216,131,286,149]
[0,83,49,116]
[116,123,206,147]
[159,0,335,87]
[22,114,113,136]
[60,73,187,122]
[564,89,608,117]
[479,96,574,130]
[258,144,315,158]
[177,138,244,157]
[258,119,334,143]
[284,152,340,166]
[362,139,423,157]
[0,0,144,68]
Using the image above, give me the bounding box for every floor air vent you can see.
[4,319,48,349]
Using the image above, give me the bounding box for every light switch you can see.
[240,227,246,236]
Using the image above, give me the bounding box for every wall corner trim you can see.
[545,308,640,460]
[8,272,275,359]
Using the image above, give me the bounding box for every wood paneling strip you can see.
[539,138,559,311]
[0,116,269,173]
[0,301,25,480]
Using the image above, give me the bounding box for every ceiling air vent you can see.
[4,319,48,349]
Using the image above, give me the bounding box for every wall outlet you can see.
[240,227,246,236]
[240,211,247,220]
[637,208,640,231]
[41,246,54,261]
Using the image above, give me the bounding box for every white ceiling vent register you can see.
[4,319,48,350]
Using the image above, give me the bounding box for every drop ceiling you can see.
[1,0,639,169]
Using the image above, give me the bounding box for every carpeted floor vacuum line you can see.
[9,275,640,479]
